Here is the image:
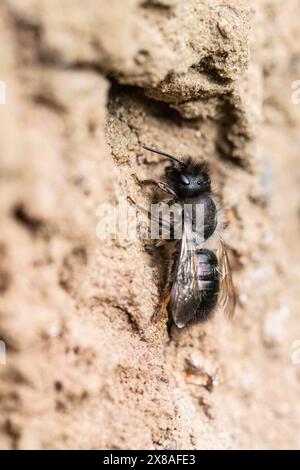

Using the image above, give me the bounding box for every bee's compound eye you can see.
[180,174,190,185]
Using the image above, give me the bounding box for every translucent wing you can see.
[218,238,236,319]
[170,222,203,328]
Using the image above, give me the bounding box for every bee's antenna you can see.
[143,146,186,168]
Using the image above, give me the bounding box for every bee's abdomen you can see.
[169,249,220,327]
[195,249,220,322]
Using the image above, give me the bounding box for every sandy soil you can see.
[0,0,300,449]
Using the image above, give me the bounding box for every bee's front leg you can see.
[127,196,175,250]
[140,179,177,198]
[127,196,171,229]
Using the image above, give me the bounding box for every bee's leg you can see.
[152,248,177,324]
[154,239,168,248]
[128,196,176,240]
[144,239,175,255]
[144,236,167,253]
[127,196,176,256]
[127,196,171,230]
[152,291,171,324]
[139,179,177,198]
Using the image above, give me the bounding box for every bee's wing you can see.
[170,223,202,328]
[217,238,236,319]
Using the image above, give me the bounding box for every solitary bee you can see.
[130,146,236,328]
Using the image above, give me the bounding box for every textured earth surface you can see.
[0,0,300,449]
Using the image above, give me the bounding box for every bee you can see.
[130,145,236,328]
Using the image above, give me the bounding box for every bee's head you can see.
[165,161,211,198]
[142,146,211,199]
